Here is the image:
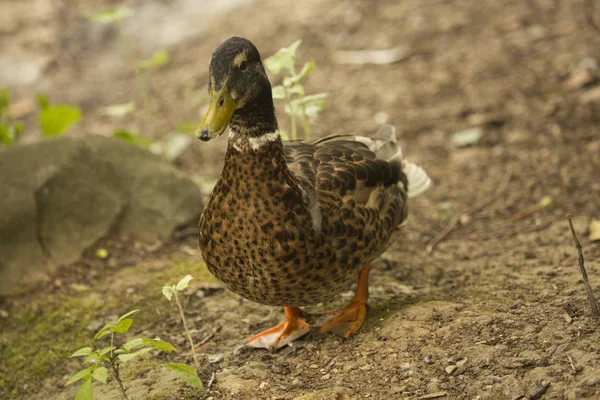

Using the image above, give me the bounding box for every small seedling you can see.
[66,309,201,400]
[163,275,198,368]
[0,88,24,148]
[88,6,169,138]
[37,94,82,138]
[264,40,328,140]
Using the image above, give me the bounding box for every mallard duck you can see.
[196,37,431,349]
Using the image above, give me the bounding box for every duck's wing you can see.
[283,125,431,207]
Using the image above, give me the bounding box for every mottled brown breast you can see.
[199,136,408,307]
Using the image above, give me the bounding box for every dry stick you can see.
[567,354,577,373]
[567,215,599,319]
[426,171,511,253]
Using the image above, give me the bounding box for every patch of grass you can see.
[0,293,117,398]
[0,259,215,399]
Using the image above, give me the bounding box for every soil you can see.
[1,0,600,399]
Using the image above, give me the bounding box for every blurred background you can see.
[2,0,600,399]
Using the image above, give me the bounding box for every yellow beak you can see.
[196,86,236,141]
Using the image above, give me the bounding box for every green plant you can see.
[162,275,199,368]
[264,40,328,140]
[37,94,82,138]
[0,88,24,148]
[66,309,201,400]
[88,6,168,137]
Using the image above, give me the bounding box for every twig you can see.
[567,354,577,373]
[207,371,216,389]
[528,381,550,400]
[509,197,552,222]
[426,171,511,253]
[426,216,459,254]
[567,215,599,319]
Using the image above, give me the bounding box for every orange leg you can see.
[319,264,371,338]
[246,306,310,350]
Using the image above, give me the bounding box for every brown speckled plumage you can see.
[200,132,408,306]
[197,37,427,313]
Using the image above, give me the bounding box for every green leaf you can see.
[162,133,192,162]
[0,124,21,147]
[70,347,93,358]
[88,6,134,24]
[122,338,145,352]
[75,379,93,400]
[66,367,93,386]
[283,61,315,87]
[271,85,285,100]
[176,275,193,291]
[264,40,302,75]
[92,367,108,384]
[113,130,153,148]
[83,352,101,365]
[162,285,174,301]
[117,309,140,323]
[36,94,49,110]
[0,88,10,109]
[137,49,169,70]
[112,318,134,334]
[98,346,115,357]
[39,105,81,137]
[164,363,202,388]
[100,102,135,117]
[285,93,328,117]
[118,347,151,363]
[143,338,177,353]
[94,322,114,340]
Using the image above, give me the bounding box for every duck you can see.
[196,37,431,349]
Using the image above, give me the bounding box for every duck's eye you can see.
[239,60,247,71]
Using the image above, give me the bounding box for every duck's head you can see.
[196,37,277,142]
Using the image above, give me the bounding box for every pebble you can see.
[291,378,300,386]
[259,381,269,389]
[445,365,457,375]
[208,354,224,364]
[456,357,468,367]
[585,376,599,386]
[309,363,319,369]
[321,373,331,380]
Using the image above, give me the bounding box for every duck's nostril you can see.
[218,98,225,108]
[200,128,209,141]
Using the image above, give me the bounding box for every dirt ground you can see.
[1,0,600,399]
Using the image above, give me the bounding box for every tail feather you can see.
[355,125,431,198]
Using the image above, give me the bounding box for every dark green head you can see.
[197,37,276,141]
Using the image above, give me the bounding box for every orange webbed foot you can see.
[246,306,310,350]
[319,264,371,339]
[319,301,367,338]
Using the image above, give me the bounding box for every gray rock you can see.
[0,135,202,294]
